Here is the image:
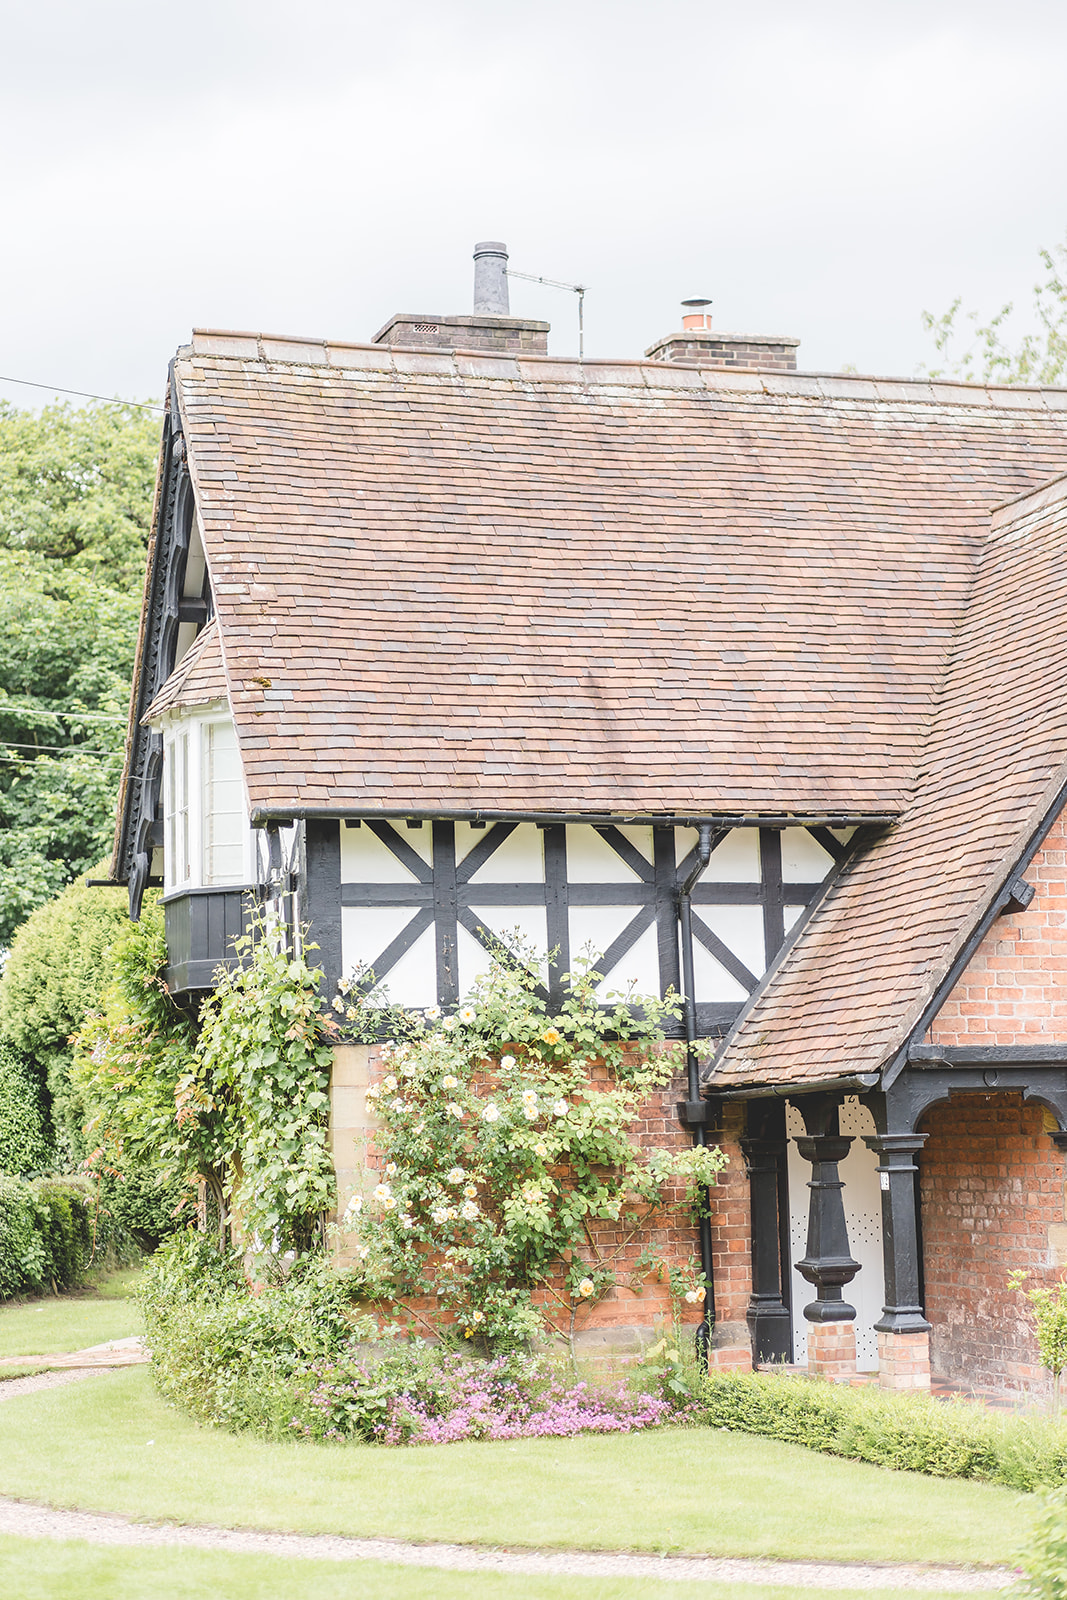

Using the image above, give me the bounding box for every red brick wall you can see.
[928,810,1067,1048]
[358,1048,747,1346]
[919,1093,1066,1393]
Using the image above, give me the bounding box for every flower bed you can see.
[294,1348,677,1446]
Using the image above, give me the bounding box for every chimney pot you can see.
[473,240,510,315]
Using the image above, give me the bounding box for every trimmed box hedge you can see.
[701,1369,1067,1492]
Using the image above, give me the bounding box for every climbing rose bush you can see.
[338,949,726,1349]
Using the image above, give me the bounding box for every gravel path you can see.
[0,1495,1015,1591]
[0,1368,106,1403]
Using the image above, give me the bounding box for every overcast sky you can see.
[1,0,1065,407]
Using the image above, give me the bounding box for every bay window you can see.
[163,714,251,891]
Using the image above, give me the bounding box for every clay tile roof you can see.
[707,471,1067,1090]
[143,620,228,722]
[173,335,1067,822]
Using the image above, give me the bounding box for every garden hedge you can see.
[701,1369,1067,1492]
[0,1174,116,1299]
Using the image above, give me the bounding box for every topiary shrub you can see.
[0,868,133,1165]
[0,1042,52,1175]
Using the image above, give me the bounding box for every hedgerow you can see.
[700,1370,1067,1492]
[0,1173,123,1299]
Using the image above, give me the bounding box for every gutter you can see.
[712,1073,880,1101]
[676,822,718,1362]
[250,807,899,830]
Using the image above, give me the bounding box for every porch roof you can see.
[707,473,1067,1090]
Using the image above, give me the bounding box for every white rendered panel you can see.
[593,921,660,1000]
[781,828,835,883]
[465,906,548,975]
[568,905,645,972]
[341,907,436,1008]
[691,940,748,1002]
[699,905,766,979]
[783,904,805,935]
[678,827,759,881]
[461,822,544,883]
[786,1099,884,1373]
[340,823,430,882]
[566,825,650,881]
[457,921,495,995]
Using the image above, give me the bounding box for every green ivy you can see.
[337,949,725,1351]
[192,929,337,1252]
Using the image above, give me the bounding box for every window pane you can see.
[165,730,190,888]
[202,721,245,884]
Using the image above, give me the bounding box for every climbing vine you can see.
[76,917,338,1256]
[337,950,726,1350]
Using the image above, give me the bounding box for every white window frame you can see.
[162,709,252,893]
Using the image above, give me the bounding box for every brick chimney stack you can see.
[647,299,799,373]
[372,240,550,355]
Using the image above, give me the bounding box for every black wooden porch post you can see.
[741,1100,792,1363]
[863,1132,931,1335]
[793,1096,860,1323]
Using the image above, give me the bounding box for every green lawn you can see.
[0,1270,142,1358]
[0,1367,1032,1570]
[0,1536,996,1600]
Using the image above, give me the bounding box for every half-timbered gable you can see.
[110,273,1067,1391]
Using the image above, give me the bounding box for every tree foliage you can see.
[921,233,1067,386]
[0,541,140,946]
[0,399,160,591]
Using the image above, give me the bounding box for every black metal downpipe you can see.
[678,823,716,1363]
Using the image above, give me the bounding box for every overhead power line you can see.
[0,704,127,725]
[0,373,164,412]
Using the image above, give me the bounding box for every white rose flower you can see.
[383,1075,398,1092]
[481,1102,501,1123]
[553,1100,569,1118]
[458,1005,477,1024]
[578,1278,595,1298]
[342,1195,363,1222]
[523,1105,538,1121]
[382,1195,397,1211]
[446,1102,465,1120]
[447,1167,465,1184]
[431,1206,450,1226]
[471,1309,485,1324]
[426,1005,442,1021]
[500,1054,516,1070]
[385,1162,398,1177]
[442,1015,457,1032]
[460,1200,479,1221]
[400,1213,415,1229]
[441,1074,459,1090]
[332,996,345,1013]
[373,1183,392,1204]
[464,1183,478,1199]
